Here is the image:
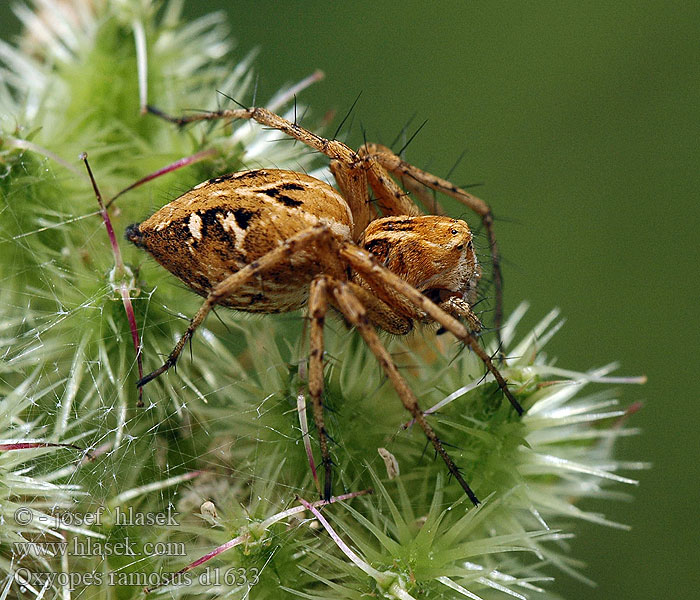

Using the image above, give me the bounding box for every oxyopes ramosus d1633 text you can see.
[82,101,524,507]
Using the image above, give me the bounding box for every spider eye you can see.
[450,229,458,235]
[456,244,464,251]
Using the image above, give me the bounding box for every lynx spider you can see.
[126,104,523,505]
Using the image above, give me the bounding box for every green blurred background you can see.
[1,1,697,598]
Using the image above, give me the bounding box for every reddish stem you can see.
[81,153,144,405]
[118,283,144,406]
[0,441,82,452]
[297,388,321,495]
[106,148,217,208]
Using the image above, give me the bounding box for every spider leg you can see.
[137,224,333,387]
[329,160,374,239]
[309,275,412,500]
[358,152,422,217]
[330,279,480,506]
[400,175,448,216]
[148,105,358,161]
[342,281,413,335]
[308,275,333,501]
[358,143,447,216]
[339,242,523,416]
[362,144,505,336]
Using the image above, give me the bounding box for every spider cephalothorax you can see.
[355,215,482,332]
[126,105,522,505]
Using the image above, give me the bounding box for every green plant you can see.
[0,2,645,598]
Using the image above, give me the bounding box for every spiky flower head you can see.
[0,1,645,599]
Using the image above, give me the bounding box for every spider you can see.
[125,104,523,505]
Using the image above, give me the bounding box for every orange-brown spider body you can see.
[126,105,522,505]
[126,169,480,332]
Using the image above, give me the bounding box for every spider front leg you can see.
[306,273,480,503]
[148,104,374,240]
[309,275,413,500]
[330,280,480,506]
[136,224,333,387]
[340,242,523,416]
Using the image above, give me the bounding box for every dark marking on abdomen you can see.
[261,186,304,207]
[233,207,257,229]
[208,174,236,185]
[279,182,306,192]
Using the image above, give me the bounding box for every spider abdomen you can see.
[126,169,353,312]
